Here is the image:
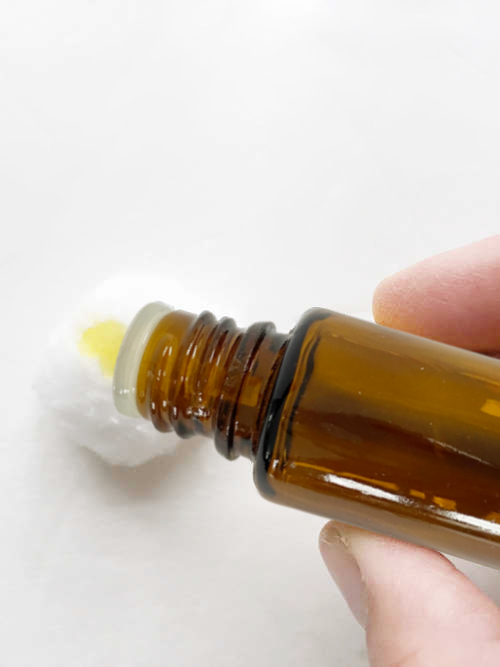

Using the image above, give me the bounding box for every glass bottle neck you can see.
[135,309,290,461]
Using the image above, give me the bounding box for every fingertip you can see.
[320,522,500,666]
[319,522,368,627]
[319,520,344,549]
[372,236,500,350]
[372,275,397,328]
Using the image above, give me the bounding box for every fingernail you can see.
[319,522,368,627]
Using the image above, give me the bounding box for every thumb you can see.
[320,522,500,667]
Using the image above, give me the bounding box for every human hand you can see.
[320,236,500,667]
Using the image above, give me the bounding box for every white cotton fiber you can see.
[35,274,197,466]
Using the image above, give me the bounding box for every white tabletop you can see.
[2,2,500,665]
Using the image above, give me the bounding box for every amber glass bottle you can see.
[113,304,500,568]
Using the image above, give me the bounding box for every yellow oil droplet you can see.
[79,320,127,377]
[410,489,426,500]
[485,512,500,523]
[481,399,500,418]
[433,496,457,511]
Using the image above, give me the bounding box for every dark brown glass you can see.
[136,307,500,568]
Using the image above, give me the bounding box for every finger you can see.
[373,235,500,352]
[320,522,500,667]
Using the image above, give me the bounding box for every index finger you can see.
[373,235,500,353]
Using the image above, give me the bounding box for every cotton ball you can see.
[35,274,198,466]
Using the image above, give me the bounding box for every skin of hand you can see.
[319,236,500,667]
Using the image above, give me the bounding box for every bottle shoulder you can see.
[253,307,332,496]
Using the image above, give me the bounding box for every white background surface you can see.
[2,2,500,665]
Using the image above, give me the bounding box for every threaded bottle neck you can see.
[132,308,290,460]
